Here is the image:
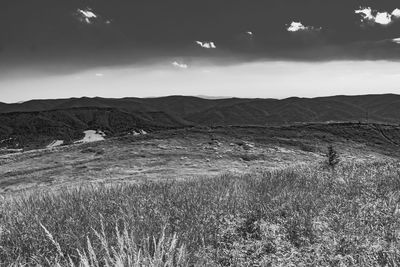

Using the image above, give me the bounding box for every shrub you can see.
[326,145,340,170]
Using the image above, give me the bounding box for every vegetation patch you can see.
[1,161,400,266]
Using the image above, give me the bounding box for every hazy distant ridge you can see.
[1,94,400,125]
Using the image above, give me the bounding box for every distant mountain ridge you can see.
[1,94,400,124]
[1,94,400,149]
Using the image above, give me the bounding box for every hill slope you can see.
[0,107,185,149]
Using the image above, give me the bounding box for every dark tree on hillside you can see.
[326,145,340,170]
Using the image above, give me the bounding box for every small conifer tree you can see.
[326,145,340,170]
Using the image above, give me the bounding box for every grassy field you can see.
[1,159,400,266]
[1,124,394,195]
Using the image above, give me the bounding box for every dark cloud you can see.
[2,0,400,69]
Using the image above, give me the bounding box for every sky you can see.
[2,0,400,103]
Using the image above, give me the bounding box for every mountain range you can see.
[1,94,400,149]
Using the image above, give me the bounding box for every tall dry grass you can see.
[1,160,400,266]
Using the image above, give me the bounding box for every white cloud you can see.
[77,9,97,19]
[195,41,216,49]
[287,22,307,32]
[392,38,400,44]
[355,7,374,21]
[286,21,321,32]
[75,8,112,25]
[95,73,104,77]
[392,8,400,18]
[76,8,98,24]
[246,31,254,36]
[172,61,188,69]
[375,12,392,25]
[355,7,400,25]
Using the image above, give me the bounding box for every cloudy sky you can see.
[1,0,400,103]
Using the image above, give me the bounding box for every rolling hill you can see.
[1,94,400,149]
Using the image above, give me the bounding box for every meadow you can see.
[1,159,400,266]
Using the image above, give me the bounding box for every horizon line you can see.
[1,92,400,105]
